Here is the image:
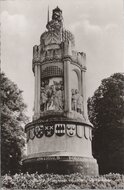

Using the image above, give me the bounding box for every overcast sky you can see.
[1,0,124,120]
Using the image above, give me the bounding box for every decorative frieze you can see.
[27,124,92,141]
[41,65,63,78]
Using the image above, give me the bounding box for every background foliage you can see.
[1,73,28,175]
[88,73,124,174]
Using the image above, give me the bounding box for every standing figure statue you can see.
[77,94,84,114]
[71,89,77,111]
[40,87,48,111]
[71,89,84,114]
[54,85,64,111]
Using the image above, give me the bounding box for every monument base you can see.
[22,156,98,175]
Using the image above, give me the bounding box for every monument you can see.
[23,7,98,175]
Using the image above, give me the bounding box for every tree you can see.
[1,73,28,175]
[88,73,124,174]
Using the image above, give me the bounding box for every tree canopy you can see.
[88,73,124,174]
[1,73,28,175]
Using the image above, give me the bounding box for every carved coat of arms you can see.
[66,124,76,137]
[84,126,89,139]
[44,125,54,137]
[34,125,44,138]
[89,128,92,141]
[29,127,35,140]
[55,124,65,136]
[77,125,83,138]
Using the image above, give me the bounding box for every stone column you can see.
[81,68,88,120]
[34,63,37,115]
[34,63,41,119]
[78,72,82,94]
[37,64,41,115]
[64,59,71,113]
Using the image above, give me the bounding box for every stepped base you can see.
[22,156,98,175]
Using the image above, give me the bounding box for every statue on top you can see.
[46,6,63,32]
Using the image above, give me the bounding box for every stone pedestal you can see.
[23,117,98,175]
[23,156,98,175]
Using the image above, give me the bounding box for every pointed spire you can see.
[47,6,49,24]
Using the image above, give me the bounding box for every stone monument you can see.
[23,7,98,175]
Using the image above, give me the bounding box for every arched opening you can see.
[70,69,83,113]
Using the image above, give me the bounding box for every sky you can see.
[1,0,124,120]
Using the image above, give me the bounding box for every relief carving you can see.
[40,78,64,112]
[44,49,61,61]
[66,124,76,137]
[27,124,88,140]
[43,31,61,46]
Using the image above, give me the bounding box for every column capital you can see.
[62,56,72,62]
[81,66,87,72]
[33,61,41,66]
[32,61,41,73]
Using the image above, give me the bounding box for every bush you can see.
[2,172,124,189]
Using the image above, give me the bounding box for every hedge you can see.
[1,172,124,189]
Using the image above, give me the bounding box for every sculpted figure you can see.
[54,85,64,111]
[33,45,41,61]
[37,45,41,59]
[40,80,50,111]
[77,94,84,114]
[71,89,76,111]
[40,87,47,111]
[71,89,84,114]
[47,85,55,110]
[46,7,63,32]
[33,46,38,60]
[71,89,79,111]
